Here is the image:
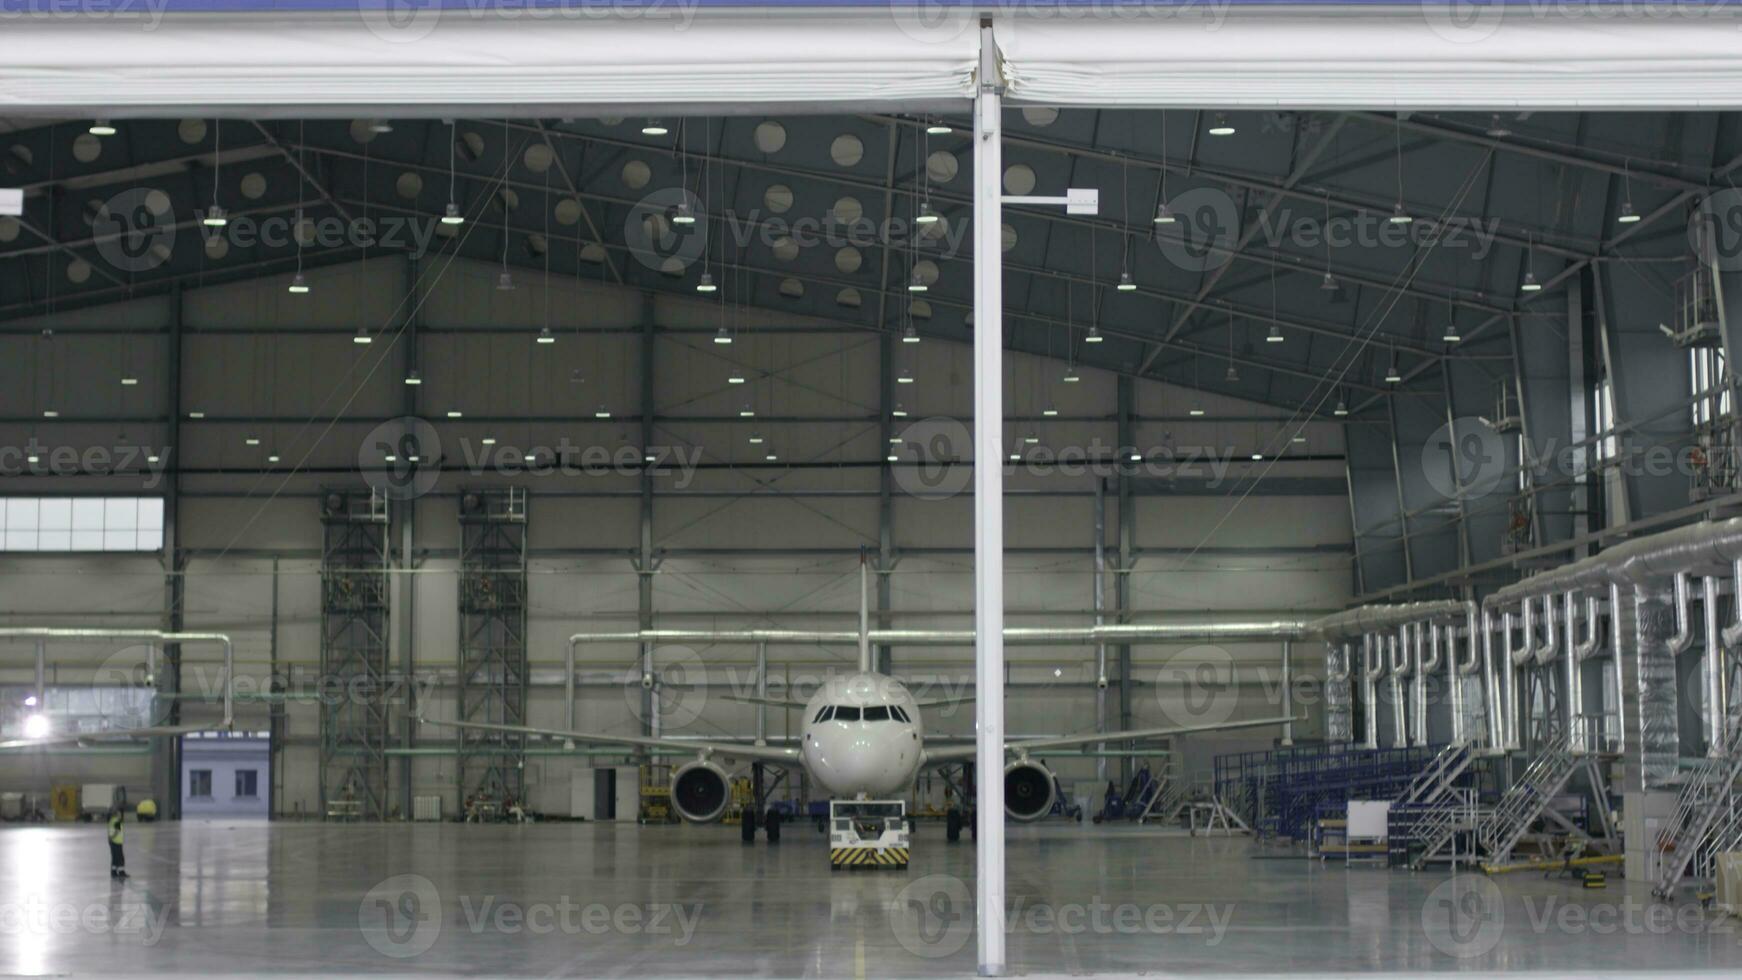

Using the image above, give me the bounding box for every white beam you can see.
[973,20,1006,979]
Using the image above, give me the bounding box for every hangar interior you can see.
[2,96,1742,974]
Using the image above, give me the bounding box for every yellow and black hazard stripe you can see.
[830,847,910,868]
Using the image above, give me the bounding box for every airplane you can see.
[422,660,1294,834]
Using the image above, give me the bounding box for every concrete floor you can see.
[1,820,1739,978]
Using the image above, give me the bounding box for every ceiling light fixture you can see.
[89,119,116,136]
[353,327,372,345]
[536,326,556,345]
[1208,113,1236,137]
[1189,405,1206,417]
[713,327,731,345]
[1153,203,1176,225]
[907,269,927,293]
[496,270,516,292]
[594,406,612,419]
[446,410,463,419]
[287,273,309,294]
[739,404,755,418]
[672,201,696,226]
[891,404,908,418]
[696,272,717,294]
[641,119,669,136]
[1117,271,1137,292]
[915,201,940,226]
[1334,396,1350,417]
[748,431,764,445]
[1266,324,1284,344]
[926,122,952,135]
[120,376,138,386]
[442,202,464,226]
[1085,326,1104,344]
[903,325,920,344]
[404,369,422,386]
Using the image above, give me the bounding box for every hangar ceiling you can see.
[0,108,1728,418]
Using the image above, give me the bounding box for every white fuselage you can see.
[799,672,926,798]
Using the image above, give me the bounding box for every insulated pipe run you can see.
[1362,633,1385,749]
[1668,572,1697,656]
[1726,560,1742,649]
[1389,630,1411,748]
[0,627,235,729]
[1480,609,1504,749]
[1417,622,1445,747]
[1445,623,1465,745]
[1497,610,1524,750]
[1611,582,1628,755]
[1704,575,1726,756]
[1564,591,1585,753]
[1534,593,1560,666]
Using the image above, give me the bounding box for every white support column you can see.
[973,18,1007,979]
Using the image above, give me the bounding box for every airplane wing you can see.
[920,714,1299,765]
[419,717,800,766]
[0,724,219,751]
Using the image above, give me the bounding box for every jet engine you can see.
[1003,759,1057,821]
[671,760,732,823]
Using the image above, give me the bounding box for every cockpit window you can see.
[833,706,861,722]
[813,706,834,723]
[891,706,911,723]
[863,706,890,722]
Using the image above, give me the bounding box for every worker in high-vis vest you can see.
[107,808,128,879]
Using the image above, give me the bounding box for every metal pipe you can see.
[1574,593,1603,660]
[1281,639,1294,747]
[1446,623,1466,745]
[1725,560,1742,648]
[33,639,45,712]
[756,641,769,746]
[1704,575,1725,756]
[1481,608,1504,749]
[566,622,1313,648]
[565,640,577,732]
[1418,622,1444,747]
[1611,581,1628,755]
[1519,596,1539,663]
[1388,630,1410,748]
[1362,633,1384,749]
[1564,591,1585,753]
[1668,572,1697,656]
[1534,593,1560,666]
[0,628,234,729]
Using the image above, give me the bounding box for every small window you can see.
[813,706,833,724]
[863,706,890,722]
[892,706,911,723]
[235,770,259,799]
[834,706,861,722]
[0,497,164,552]
[189,769,213,799]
